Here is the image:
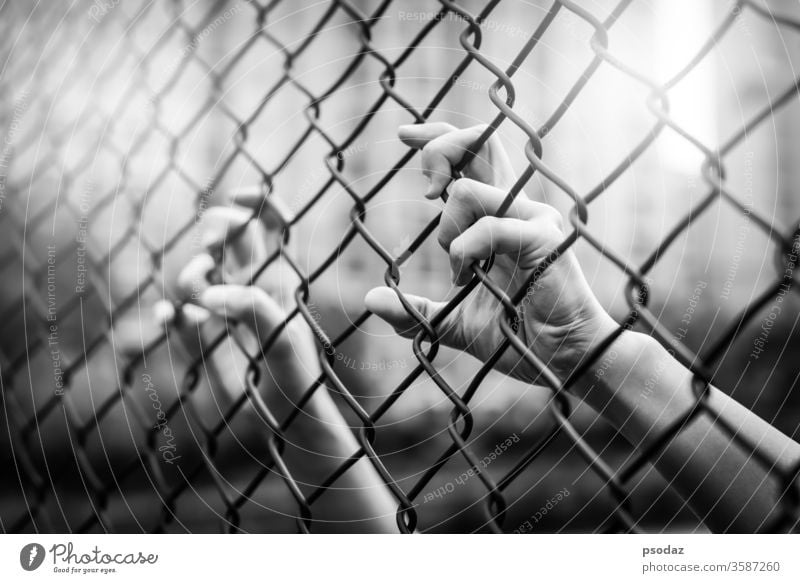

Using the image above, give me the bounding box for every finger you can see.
[398,122,458,149]
[212,197,298,305]
[449,216,562,286]
[200,285,286,344]
[118,297,211,358]
[231,187,292,236]
[402,124,485,199]
[364,286,462,350]
[399,123,515,198]
[173,254,216,348]
[154,293,247,405]
[177,253,216,301]
[152,298,211,359]
[154,298,210,328]
[201,206,267,274]
[200,284,323,406]
[438,178,540,253]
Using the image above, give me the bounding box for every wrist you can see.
[268,326,356,452]
[573,329,694,446]
[571,327,651,399]
[549,311,619,389]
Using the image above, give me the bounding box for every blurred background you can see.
[0,0,799,533]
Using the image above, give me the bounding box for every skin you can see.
[366,123,800,533]
[176,123,800,533]
[171,194,398,533]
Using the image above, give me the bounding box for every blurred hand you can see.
[365,123,616,386]
[165,197,404,532]
[166,192,321,409]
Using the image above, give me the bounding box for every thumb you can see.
[364,287,462,349]
[200,285,286,344]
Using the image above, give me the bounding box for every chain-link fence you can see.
[1,0,799,533]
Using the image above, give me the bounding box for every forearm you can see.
[268,332,399,532]
[286,393,400,532]
[575,330,800,532]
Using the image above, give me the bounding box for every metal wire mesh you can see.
[1,0,799,533]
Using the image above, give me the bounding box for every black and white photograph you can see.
[0,0,798,580]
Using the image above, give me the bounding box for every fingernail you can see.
[424,178,438,199]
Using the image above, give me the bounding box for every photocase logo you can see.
[20,543,46,571]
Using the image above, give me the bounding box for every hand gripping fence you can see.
[1,0,799,533]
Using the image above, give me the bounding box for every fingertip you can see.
[365,286,416,335]
[364,286,396,314]
[180,303,211,326]
[398,124,423,149]
[399,122,457,148]
[449,234,465,258]
[153,299,176,325]
[229,186,264,209]
[427,173,454,199]
[424,184,439,199]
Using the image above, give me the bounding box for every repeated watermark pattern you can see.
[5,0,800,537]
[0,89,30,214]
[87,0,121,23]
[140,4,244,121]
[310,300,408,372]
[721,151,754,300]
[75,181,93,296]
[513,487,571,533]
[46,244,65,397]
[397,10,531,41]
[750,229,800,360]
[142,373,181,464]
[641,280,706,401]
[422,433,520,503]
[190,178,215,252]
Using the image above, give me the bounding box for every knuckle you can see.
[448,178,473,202]
[542,205,564,229]
[474,215,496,233]
[421,134,445,155]
[541,220,564,247]
[424,130,462,163]
[449,240,465,262]
[467,123,490,141]
[430,121,457,134]
[420,145,444,175]
[508,200,530,221]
